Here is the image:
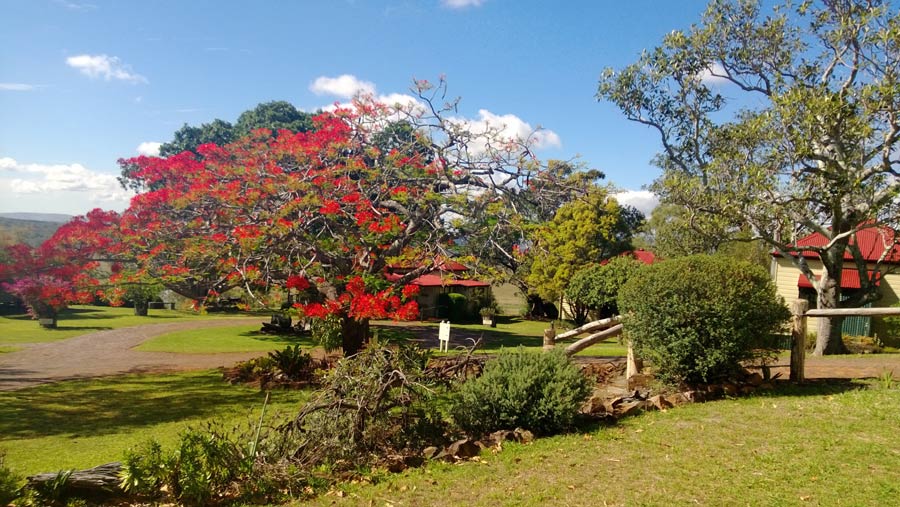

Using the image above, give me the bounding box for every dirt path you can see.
[0,318,264,391]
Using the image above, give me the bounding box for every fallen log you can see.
[564,323,623,357]
[28,462,125,499]
[555,316,620,341]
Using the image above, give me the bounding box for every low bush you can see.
[268,344,313,380]
[450,348,591,436]
[618,255,790,385]
[0,450,22,505]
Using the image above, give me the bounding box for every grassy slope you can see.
[306,382,900,507]
[0,370,308,476]
[135,324,316,353]
[0,305,257,346]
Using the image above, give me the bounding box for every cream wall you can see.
[771,255,900,340]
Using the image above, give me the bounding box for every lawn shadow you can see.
[0,372,306,440]
[237,329,314,346]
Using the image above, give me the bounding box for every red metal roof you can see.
[601,249,659,265]
[383,273,490,288]
[797,269,881,289]
[776,226,900,264]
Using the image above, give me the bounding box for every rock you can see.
[758,382,774,390]
[446,438,481,459]
[513,428,534,444]
[648,394,673,411]
[665,392,688,406]
[740,385,757,395]
[627,373,653,390]
[705,384,724,397]
[489,430,516,444]
[422,446,440,460]
[616,400,647,417]
[722,383,740,396]
[683,390,706,403]
[746,372,764,386]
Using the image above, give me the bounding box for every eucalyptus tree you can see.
[598,0,900,354]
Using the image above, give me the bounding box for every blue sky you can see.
[0,0,714,216]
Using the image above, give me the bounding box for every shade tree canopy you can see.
[598,0,900,354]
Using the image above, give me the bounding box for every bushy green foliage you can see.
[451,349,591,436]
[566,256,644,320]
[438,292,472,322]
[287,343,447,468]
[618,255,790,385]
[268,344,313,381]
[309,313,342,352]
[0,450,22,505]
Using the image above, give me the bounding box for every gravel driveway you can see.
[0,318,263,391]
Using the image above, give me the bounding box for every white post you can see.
[438,320,451,352]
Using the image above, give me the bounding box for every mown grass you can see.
[303,381,900,507]
[0,305,258,346]
[0,370,309,476]
[135,324,316,353]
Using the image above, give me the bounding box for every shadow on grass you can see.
[0,371,306,440]
[236,330,314,346]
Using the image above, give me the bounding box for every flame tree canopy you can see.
[111,80,599,354]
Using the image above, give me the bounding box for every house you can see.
[770,226,900,338]
[385,260,491,319]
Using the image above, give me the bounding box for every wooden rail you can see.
[789,301,900,382]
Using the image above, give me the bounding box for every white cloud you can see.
[54,0,97,10]
[0,83,37,91]
[613,190,659,216]
[66,54,147,83]
[450,109,562,151]
[310,74,376,99]
[0,157,134,205]
[697,61,730,86]
[136,142,162,156]
[442,0,485,8]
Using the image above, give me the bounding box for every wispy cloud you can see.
[613,190,659,216]
[0,83,38,91]
[53,0,97,11]
[442,0,485,8]
[0,157,134,203]
[697,61,730,86]
[136,142,162,157]
[66,54,147,83]
[310,74,376,99]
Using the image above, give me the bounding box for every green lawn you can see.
[135,324,316,353]
[0,370,309,476]
[303,381,900,507]
[0,305,257,346]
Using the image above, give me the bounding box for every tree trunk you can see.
[341,316,370,357]
[813,265,848,355]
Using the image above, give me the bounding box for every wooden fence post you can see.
[790,299,809,382]
[543,323,556,351]
[626,340,642,379]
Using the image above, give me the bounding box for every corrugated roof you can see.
[383,272,490,288]
[775,226,900,264]
[797,269,881,289]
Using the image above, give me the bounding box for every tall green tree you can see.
[598,0,900,354]
[524,187,643,313]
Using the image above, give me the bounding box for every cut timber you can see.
[555,316,620,341]
[28,462,124,498]
[805,307,900,317]
[790,299,809,382]
[564,323,623,356]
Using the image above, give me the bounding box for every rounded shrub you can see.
[451,348,591,436]
[618,255,790,385]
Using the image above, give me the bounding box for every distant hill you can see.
[0,212,72,223]
[0,217,65,247]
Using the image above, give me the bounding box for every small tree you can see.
[618,255,790,385]
[565,256,643,323]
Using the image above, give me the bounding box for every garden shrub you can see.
[268,344,313,380]
[437,292,472,322]
[0,450,21,505]
[451,348,591,436]
[618,255,790,385]
[566,256,644,323]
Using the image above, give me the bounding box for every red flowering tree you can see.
[117,80,570,355]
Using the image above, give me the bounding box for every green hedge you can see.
[618,255,790,385]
